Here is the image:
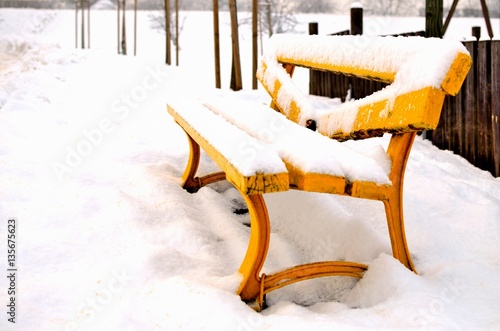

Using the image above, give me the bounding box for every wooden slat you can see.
[441,52,475,95]
[279,55,396,84]
[476,41,492,172]
[491,41,500,177]
[453,76,464,156]
[320,87,446,140]
[285,163,346,194]
[433,95,446,150]
[464,40,477,165]
[444,91,453,151]
[167,104,289,195]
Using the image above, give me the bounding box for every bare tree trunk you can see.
[122,0,127,55]
[266,0,272,37]
[229,0,242,90]
[75,0,78,48]
[252,0,258,89]
[117,0,121,53]
[479,0,494,38]
[175,0,179,65]
[87,0,90,48]
[165,0,171,64]
[134,0,137,55]
[443,0,459,35]
[213,0,221,88]
[81,0,85,48]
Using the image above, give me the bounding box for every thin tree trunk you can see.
[252,0,258,89]
[81,0,85,48]
[117,0,121,53]
[175,0,179,65]
[213,0,221,88]
[229,0,242,90]
[134,0,137,55]
[122,0,127,55]
[165,0,171,64]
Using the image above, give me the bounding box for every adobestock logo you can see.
[64,269,133,331]
[237,114,288,161]
[52,65,168,181]
[409,278,461,328]
[237,313,264,331]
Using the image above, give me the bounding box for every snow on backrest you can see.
[257,34,472,140]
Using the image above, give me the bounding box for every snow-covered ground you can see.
[0,8,499,331]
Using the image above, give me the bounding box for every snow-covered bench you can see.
[167,34,471,310]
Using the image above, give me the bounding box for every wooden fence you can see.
[430,39,499,177]
[309,23,499,177]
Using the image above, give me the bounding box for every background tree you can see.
[148,0,185,64]
[238,0,298,35]
[365,0,419,16]
[294,0,337,13]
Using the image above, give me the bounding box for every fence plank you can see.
[454,80,464,156]
[491,41,500,177]
[477,41,492,172]
[464,41,477,165]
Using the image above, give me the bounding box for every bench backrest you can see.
[257,34,472,140]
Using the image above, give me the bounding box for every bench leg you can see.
[181,132,226,193]
[385,132,417,272]
[236,193,270,307]
[180,135,271,307]
[236,191,368,311]
[383,195,416,272]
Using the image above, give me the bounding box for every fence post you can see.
[425,0,443,38]
[309,23,318,96]
[492,40,500,177]
[309,22,318,35]
[350,2,363,35]
[472,26,481,40]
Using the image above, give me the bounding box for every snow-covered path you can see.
[1,8,499,331]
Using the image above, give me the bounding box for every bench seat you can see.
[202,96,392,189]
[170,96,392,196]
[168,100,289,195]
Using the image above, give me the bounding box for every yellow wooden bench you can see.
[167,34,471,310]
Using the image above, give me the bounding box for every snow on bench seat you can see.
[202,95,391,191]
[167,100,289,195]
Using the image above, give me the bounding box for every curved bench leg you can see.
[236,193,271,306]
[385,132,417,272]
[181,132,202,192]
[181,131,226,192]
[383,194,415,272]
